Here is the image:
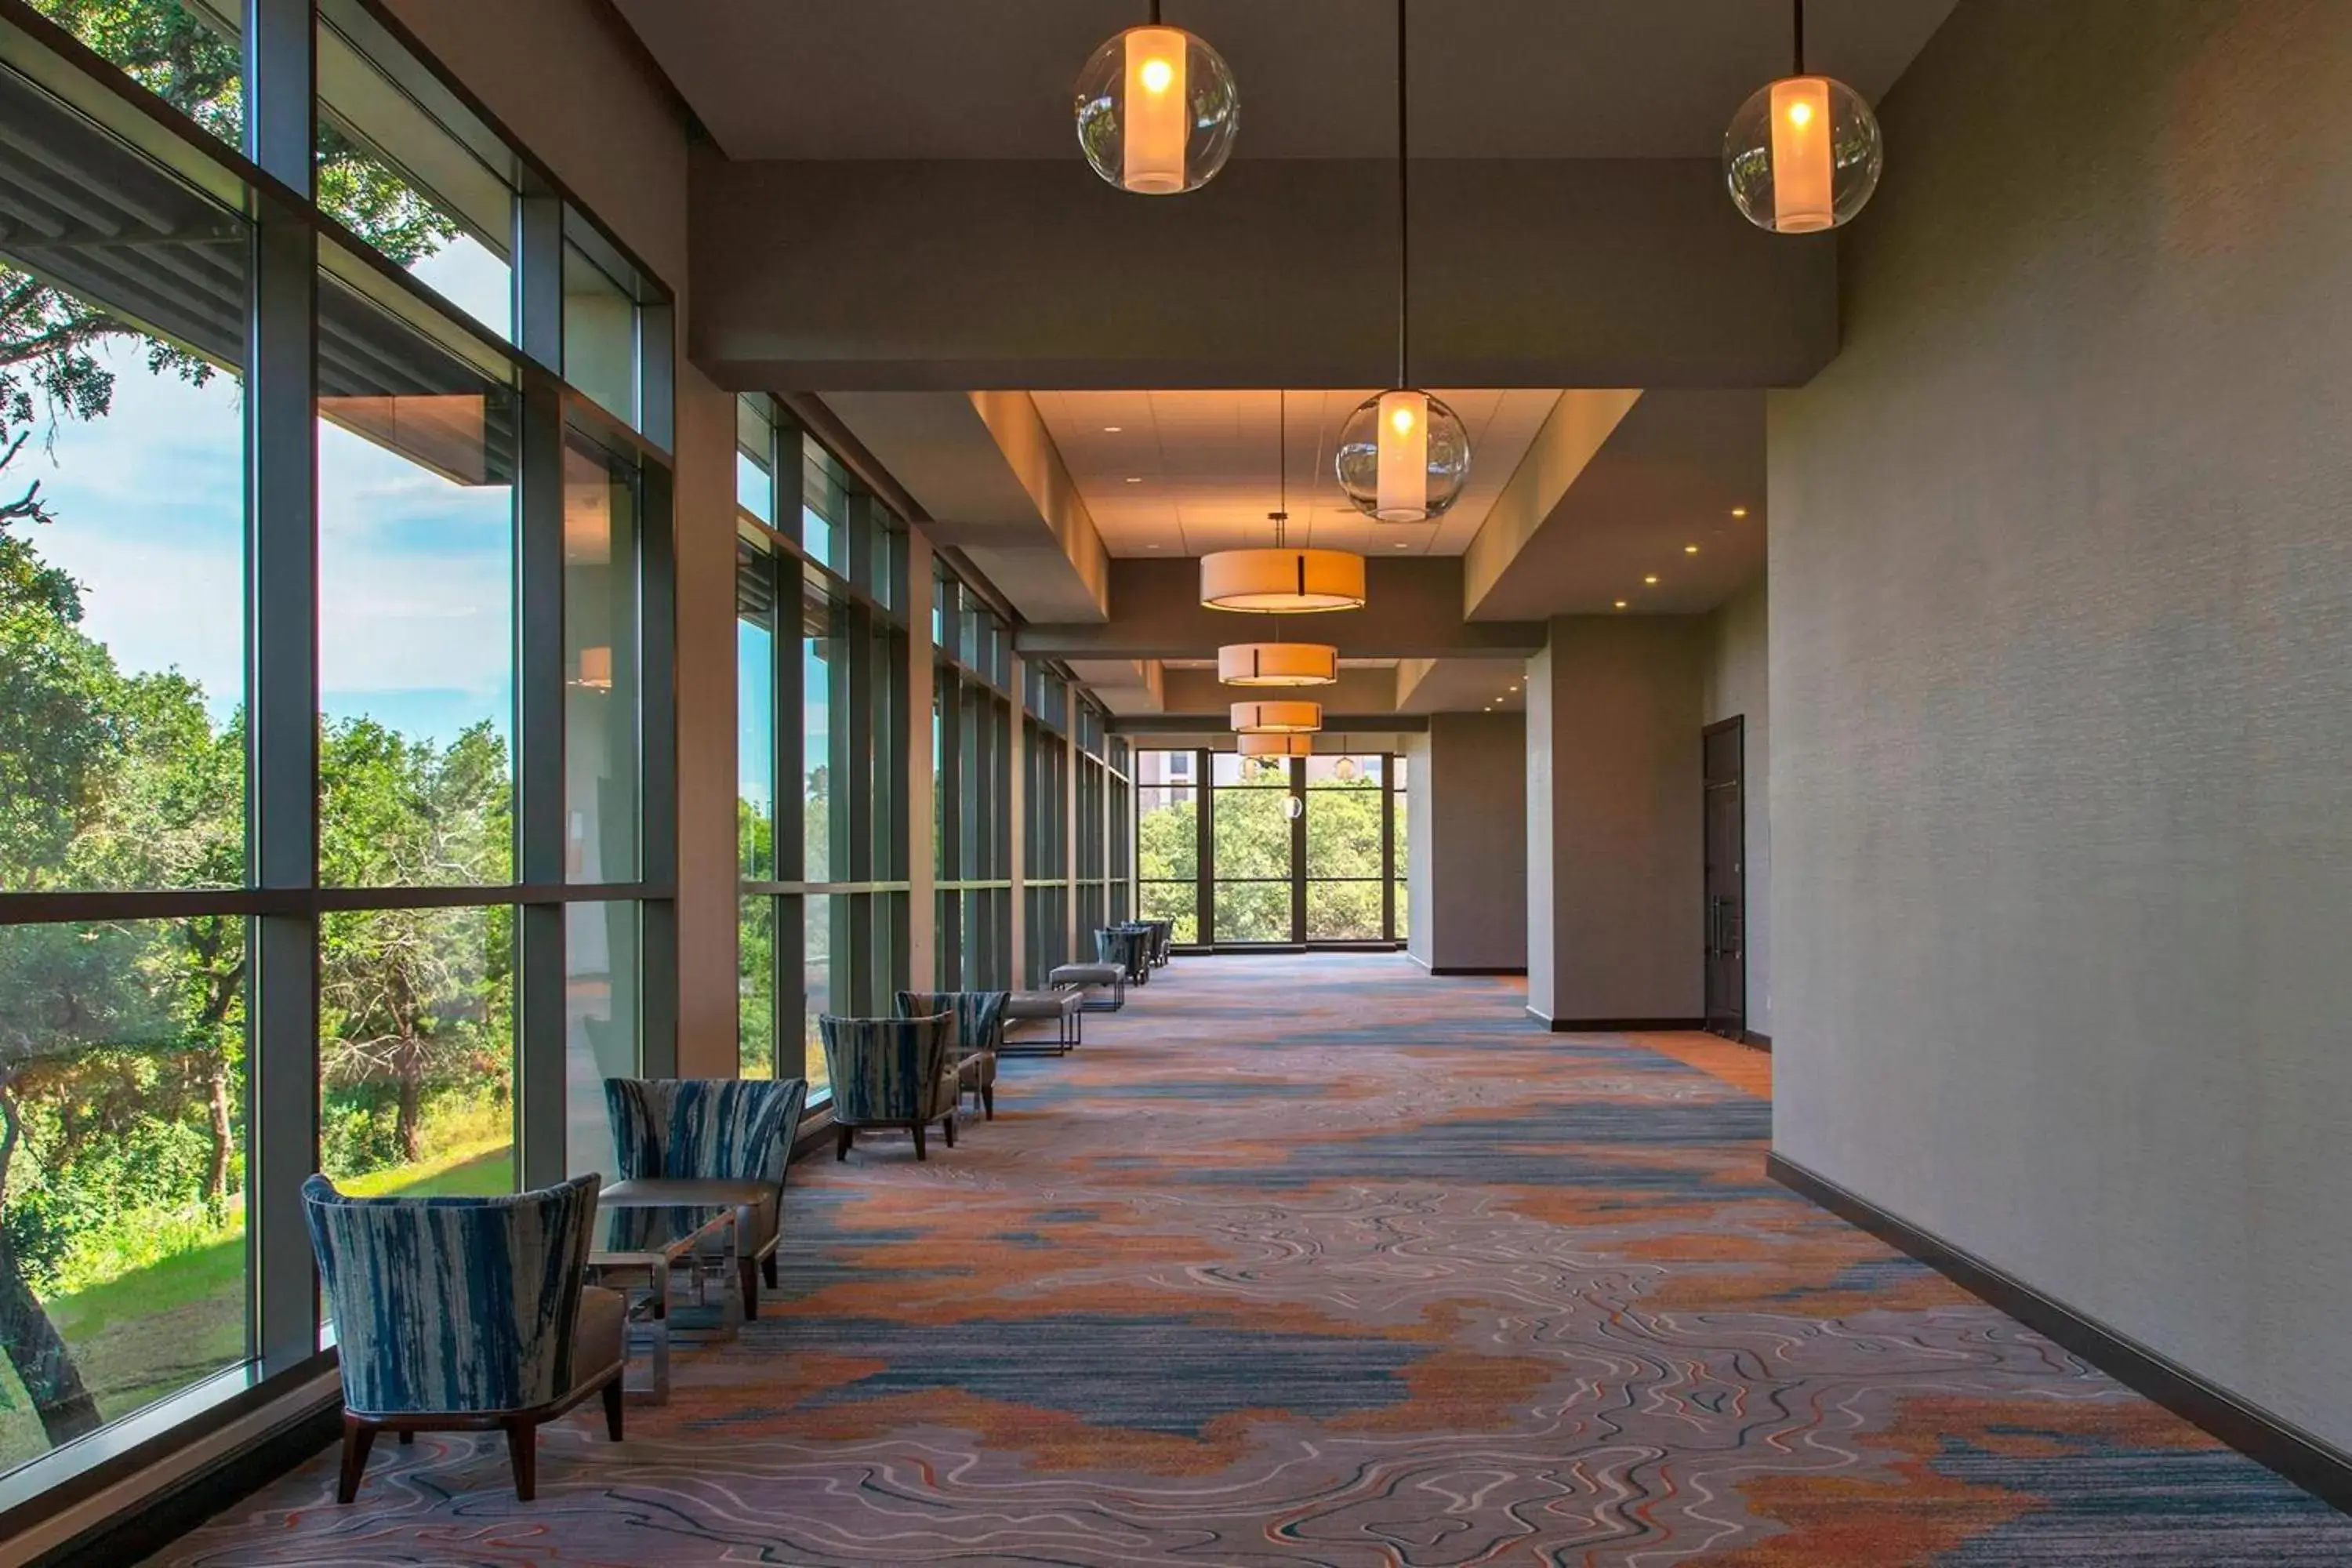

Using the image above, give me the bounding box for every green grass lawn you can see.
[0,1139,516,1473]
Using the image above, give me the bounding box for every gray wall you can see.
[1526,617,1706,1023]
[1703,575,1770,1036]
[1772,0,2352,1448]
[1404,734,1433,968]
[1423,714,1528,971]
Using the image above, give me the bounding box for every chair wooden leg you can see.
[397,1428,415,1446]
[942,1112,956,1149]
[835,1125,854,1161]
[601,1375,624,1441]
[504,1418,538,1502]
[337,1417,378,1504]
[911,1121,927,1161]
[761,1251,779,1289]
[739,1254,760,1320]
[981,1083,995,1120]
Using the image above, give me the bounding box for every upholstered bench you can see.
[1048,960,1126,1013]
[1004,989,1080,1054]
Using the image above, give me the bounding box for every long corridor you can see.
[167,956,2350,1565]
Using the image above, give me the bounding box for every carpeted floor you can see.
[160,954,2352,1565]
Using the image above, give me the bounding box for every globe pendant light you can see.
[1217,394,1342,680]
[1336,0,1469,524]
[1202,392,1368,612]
[1231,699,1322,735]
[1722,0,1884,234]
[1236,731,1312,758]
[1074,1,1239,196]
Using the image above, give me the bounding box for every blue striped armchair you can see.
[895,989,1007,1120]
[818,1012,958,1160]
[603,1076,808,1316]
[303,1172,622,1503]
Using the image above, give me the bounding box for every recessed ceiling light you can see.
[1392,542,1410,549]
[1730,506,1748,518]
[1643,574,1660,585]
[1613,600,1629,609]
[1125,476,1144,483]
[1684,544,1700,554]
[1103,425,1123,432]
[1145,543,1162,550]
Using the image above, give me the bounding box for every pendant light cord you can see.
[1269,390,1285,644]
[1149,0,1162,24]
[1792,0,1805,75]
[1396,0,1410,390]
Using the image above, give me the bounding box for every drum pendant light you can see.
[1218,394,1342,680]
[1336,0,1470,524]
[1231,699,1322,735]
[1236,731,1313,758]
[1722,0,1884,233]
[1074,0,1240,195]
[1202,391,1368,612]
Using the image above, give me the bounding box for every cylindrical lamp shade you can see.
[1199,548,1367,612]
[1231,699,1322,734]
[1218,641,1338,687]
[1236,732,1312,757]
[1722,75,1883,234]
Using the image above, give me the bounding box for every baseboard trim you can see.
[1740,1029,1772,1051]
[1766,1152,2352,1516]
[1548,1016,1705,1032]
[1432,966,1528,977]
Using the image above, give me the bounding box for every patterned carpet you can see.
[161,955,2352,1565]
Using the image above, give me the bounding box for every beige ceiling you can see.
[1032,389,1562,559]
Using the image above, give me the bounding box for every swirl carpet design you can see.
[161,955,2352,1565]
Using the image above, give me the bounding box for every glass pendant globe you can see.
[1722,75,1883,234]
[1334,390,1471,523]
[1074,25,1239,195]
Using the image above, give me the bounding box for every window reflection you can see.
[564,436,640,884]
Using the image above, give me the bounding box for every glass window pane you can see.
[564,436,639,883]
[800,435,843,571]
[1393,882,1410,942]
[565,900,638,1180]
[803,600,840,883]
[564,240,637,425]
[804,892,832,1099]
[1140,880,1197,945]
[1305,881,1385,941]
[0,255,247,891]
[1212,786,1292,880]
[318,277,516,887]
[317,1,515,340]
[739,894,775,1078]
[735,395,774,522]
[1214,881,1289,943]
[1306,782,1383,880]
[0,916,249,1474]
[318,904,514,1196]
[31,0,242,148]
[737,539,776,880]
[1137,786,1196,880]
[1305,753,1384,786]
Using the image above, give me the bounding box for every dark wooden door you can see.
[1703,718,1747,1039]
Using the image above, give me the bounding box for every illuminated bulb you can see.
[1722,72,1883,234]
[1613,600,1629,609]
[1731,507,1748,518]
[1075,24,1239,196]
[1684,544,1700,554]
[1643,575,1660,585]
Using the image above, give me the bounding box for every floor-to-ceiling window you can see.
[1074,704,1109,941]
[0,0,675,1509]
[735,400,909,1096]
[1021,666,1071,981]
[932,566,1012,990]
[1137,749,1404,949]
[1134,750,1201,942]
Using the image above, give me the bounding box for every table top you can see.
[599,1177,773,1209]
[590,1201,731,1265]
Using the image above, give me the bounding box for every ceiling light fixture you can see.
[1335,0,1469,524]
[1723,0,1884,234]
[1232,699,1322,735]
[1614,599,1629,609]
[1103,425,1123,432]
[1201,389,1368,612]
[1075,2,1238,196]
[1684,544,1700,554]
[1644,575,1660,585]
[1236,731,1312,758]
[1732,506,1748,518]
[1216,397,1341,685]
